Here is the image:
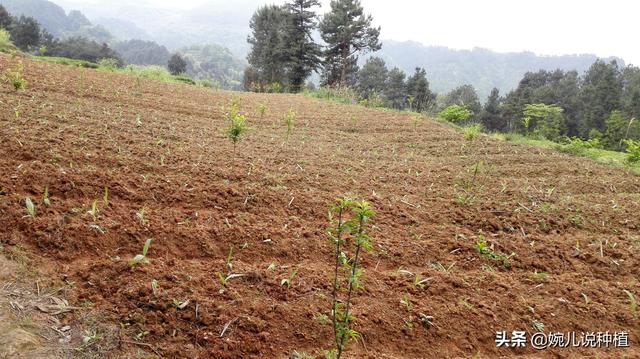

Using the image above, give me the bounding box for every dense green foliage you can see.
[319,0,381,87]
[113,39,170,66]
[45,36,122,64]
[180,44,245,89]
[168,53,187,75]
[438,105,474,123]
[284,0,322,92]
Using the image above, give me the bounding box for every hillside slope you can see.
[0,54,639,358]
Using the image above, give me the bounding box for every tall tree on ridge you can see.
[319,0,381,87]
[284,0,322,92]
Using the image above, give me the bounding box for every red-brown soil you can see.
[1,54,639,358]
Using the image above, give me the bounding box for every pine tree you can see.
[578,60,622,136]
[8,16,41,51]
[247,5,290,91]
[319,0,381,87]
[356,56,388,99]
[284,0,322,92]
[406,67,436,112]
[385,67,406,109]
[480,88,504,131]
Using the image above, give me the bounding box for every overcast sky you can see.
[78,0,640,65]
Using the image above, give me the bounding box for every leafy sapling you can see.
[327,197,375,359]
[129,239,152,267]
[225,99,249,160]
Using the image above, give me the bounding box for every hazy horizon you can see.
[54,0,640,65]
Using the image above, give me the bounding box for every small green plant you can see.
[103,186,109,206]
[88,200,98,222]
[225,99,249,159]
[410,114,421,130]
[136,207,146,225]
[25,197,36,218]
[128,239,152,267]
[474,235,514,268]
[5,63,27,91]
[463,124,482,141]
[623,289,637,312]
[151,279,159,295]
[532,319,545,332]
[258,100,268,118]
[327,197,375,359]
[531,270,548,281]
[568,214,583,228]
[281,267,299,288]
[624,139,640,164]
[284,108,295,141]
[43,186,50,206]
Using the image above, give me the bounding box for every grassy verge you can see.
[30,55,217,88]
[492,133,640,174]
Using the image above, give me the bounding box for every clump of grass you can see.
[128,239,152,267]
[4,63,27,91]
[327,197,375,359]
[463,124,482,141]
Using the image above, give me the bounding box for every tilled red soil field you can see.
[1,54,639,358]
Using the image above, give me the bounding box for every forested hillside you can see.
[371,40,623,100]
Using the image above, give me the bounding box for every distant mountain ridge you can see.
[371,40,624,100]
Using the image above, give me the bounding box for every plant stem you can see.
[331,206,344,356]
[337,215,364,356]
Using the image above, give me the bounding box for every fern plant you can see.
[327,197,375,359]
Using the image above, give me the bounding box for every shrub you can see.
[438,105,473,123]
[559,137,602,155]
[0,28,17,53]
[167,53,187,75]
[462,124,483,141]
[624,139,640,164]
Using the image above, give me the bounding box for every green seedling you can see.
[284,108,295,141]
[128,239,152,267]
[217,272,245,294]
[43,186,50,206]
[474,235,514,268]
[103,186,109,206]
[463,124,482,141]
[172,299,190,310]
[623,289,637,312]
[136,207,146,225]
[281,267,298,288]
[258,100,268,118]
[88,200,98,222]
[531,271,548,281]
[6,63,27,91]
[151,279,159,295]
[25,197,36,218]
[225,103,249,159]
[400,294,413,311]
[532,319,545,332]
